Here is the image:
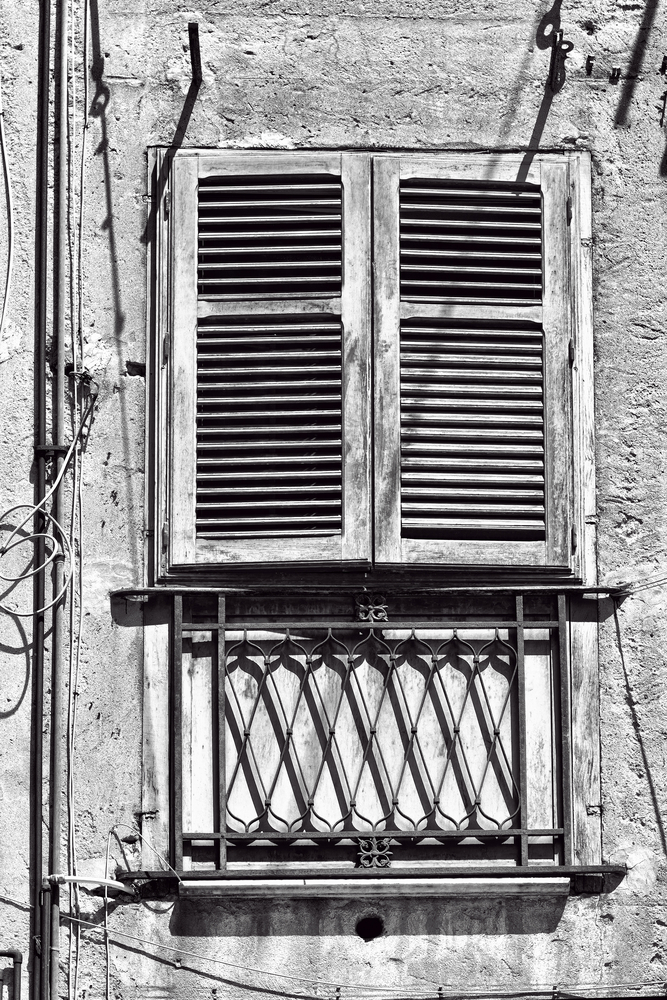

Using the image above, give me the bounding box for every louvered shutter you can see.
[167,152,371,569]
[373,155,573,570]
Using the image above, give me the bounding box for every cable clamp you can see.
[34,444,70,456]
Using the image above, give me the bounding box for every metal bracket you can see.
[34,444,69,457]
[188,22,202,86]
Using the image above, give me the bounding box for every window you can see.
[140,148,602,888]
[151,150,594,583]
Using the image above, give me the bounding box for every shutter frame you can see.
[373,153,575,572]
[165,150,372,572]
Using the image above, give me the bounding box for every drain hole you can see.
[355,915,384,941]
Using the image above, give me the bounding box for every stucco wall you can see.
[1,0,667,996]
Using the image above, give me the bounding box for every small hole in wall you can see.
[355,915,384,941]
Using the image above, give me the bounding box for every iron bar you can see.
[120,863,625,882]
[171,595,184,870]
[558,593,573,864]
[516,595,528,865]
[182,828,564,840]
[216,594,226,870]
[181,619,561,631]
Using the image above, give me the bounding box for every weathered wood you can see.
[179,876,571,897]
[340,152,372,562]
[400,300,543,323]
[373,156,402,563]
[541,161,573,572]
[570,596,601,864]
[397,155,542,187]
[169,155,199,565]
[570,152,596,586]
[198,298,342,318]
[397,537,545,567]
[196,151,343,179]
[181,630,215,838]
[141,617,170,868]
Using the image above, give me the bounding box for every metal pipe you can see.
[0,949,23,1000]
[31,0,52,993]
[48,0,69,994]
[39,883,50,1000]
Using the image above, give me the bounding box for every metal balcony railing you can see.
[168,592,572,874]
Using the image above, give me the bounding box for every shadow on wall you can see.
[0,611,31,718]
[169,895,567,937]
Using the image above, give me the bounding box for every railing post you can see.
[171,594,183,871]
[217,594,227,870]
[558,593,574,865]
[515,594,528,866]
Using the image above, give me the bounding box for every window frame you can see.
[149,148,595,587]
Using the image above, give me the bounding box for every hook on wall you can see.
[548,29,574,92]
[188,22,202,86]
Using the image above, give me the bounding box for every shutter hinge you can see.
[571,523,578,552]
[163,191,171,218]
[161,521,169,551]
[568,338,575,365]
[566,196,573,225]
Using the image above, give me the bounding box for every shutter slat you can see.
[198,455,341,466]
[401,413,543,427]
[198,486,341,495]
[401,353,541,366]
[402,427,543,441]
[402,472,544,484]
[198,468,341,478]
[404,233,542,245]
[198,425,341,436]
[199,229,341,240]
[198,410,342,420]
[402,456,544,470]
[198,261,341,271]
[196,311,344,538]
[402,502,545,514]
[403,249,542,259]
[197,380,341,391]
[402,219,541,231]
[400,186,540,200]
[402,518,544,531]
[403,488,544,498]
[401,368,542,382]
[198,350,341,361]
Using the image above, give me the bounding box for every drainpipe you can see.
[31,0,52,993]
[48,0,70,992]
[0,950,23,1000]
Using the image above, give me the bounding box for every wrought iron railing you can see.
[170,593,571,873]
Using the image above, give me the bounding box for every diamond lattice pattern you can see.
[224,629,520,835]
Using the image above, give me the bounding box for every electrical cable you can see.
[613,571,667,597]
[104,832,112,1000]
[57,913,667,1000]
[0,61,14,341]
[66,0,91,996]
[0,383,97,617]
[111,825,183,883]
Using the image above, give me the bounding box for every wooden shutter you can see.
[167,152,371,569]
[374,155,573,570]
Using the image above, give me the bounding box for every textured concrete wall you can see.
[1,0,666,996]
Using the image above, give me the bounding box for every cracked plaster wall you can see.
[0,0,666,995]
